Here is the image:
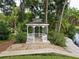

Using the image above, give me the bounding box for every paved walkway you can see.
[0,37,79,58]
[0,40,15,52]
[66,37,79,56]
[0,48,76,57]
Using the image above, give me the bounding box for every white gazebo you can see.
[26,17,49,43]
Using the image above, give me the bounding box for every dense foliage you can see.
[67,8,79,26]
[0,21,10,40]
[16,32,27,43]
[66,25,76,40]
[48,30,66,47]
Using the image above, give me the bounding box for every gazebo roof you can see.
[26,17,49,26]
[29,17,43,24]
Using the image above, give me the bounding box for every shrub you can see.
[48,31,66,47]
[9,33,16,40]
[0,21,10,40]
[16,32,27,43]
[17,22,27,32]
[67,25,76,40]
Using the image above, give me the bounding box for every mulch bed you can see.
[0,40,15,53]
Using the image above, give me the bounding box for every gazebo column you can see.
[45,26,48,42]
[42,26,45,42]
[33,26,36,43]
[42,25,49,42]
[39,26,40,37]
[26,25,28,42]
[42,26,44,33]
[46,26,48,40]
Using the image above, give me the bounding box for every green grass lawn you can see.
[0,54,79,59]
[75,26,79,30]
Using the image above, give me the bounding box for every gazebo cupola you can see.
[26,16,49,43]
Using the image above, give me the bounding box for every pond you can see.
[74,33,79,46]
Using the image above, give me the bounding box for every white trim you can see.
[26,24,49,26]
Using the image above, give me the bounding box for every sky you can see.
[69,0,79,9]
[15,0,20,7]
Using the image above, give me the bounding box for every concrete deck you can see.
[0,37,79,58]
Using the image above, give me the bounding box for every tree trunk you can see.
[58,1,68,32]
[44,0,48,24]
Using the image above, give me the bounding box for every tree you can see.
[7,7,19,34]
[24,0,68,32]
[44,0,48,23]
[58,0,68,32]
[0,21,10,40]
[0,0,18,34]
[0,0,16,15]
[18,0,25,22]
[67,8,79,26]
[25,0,44,18]
[51,0,68,32]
